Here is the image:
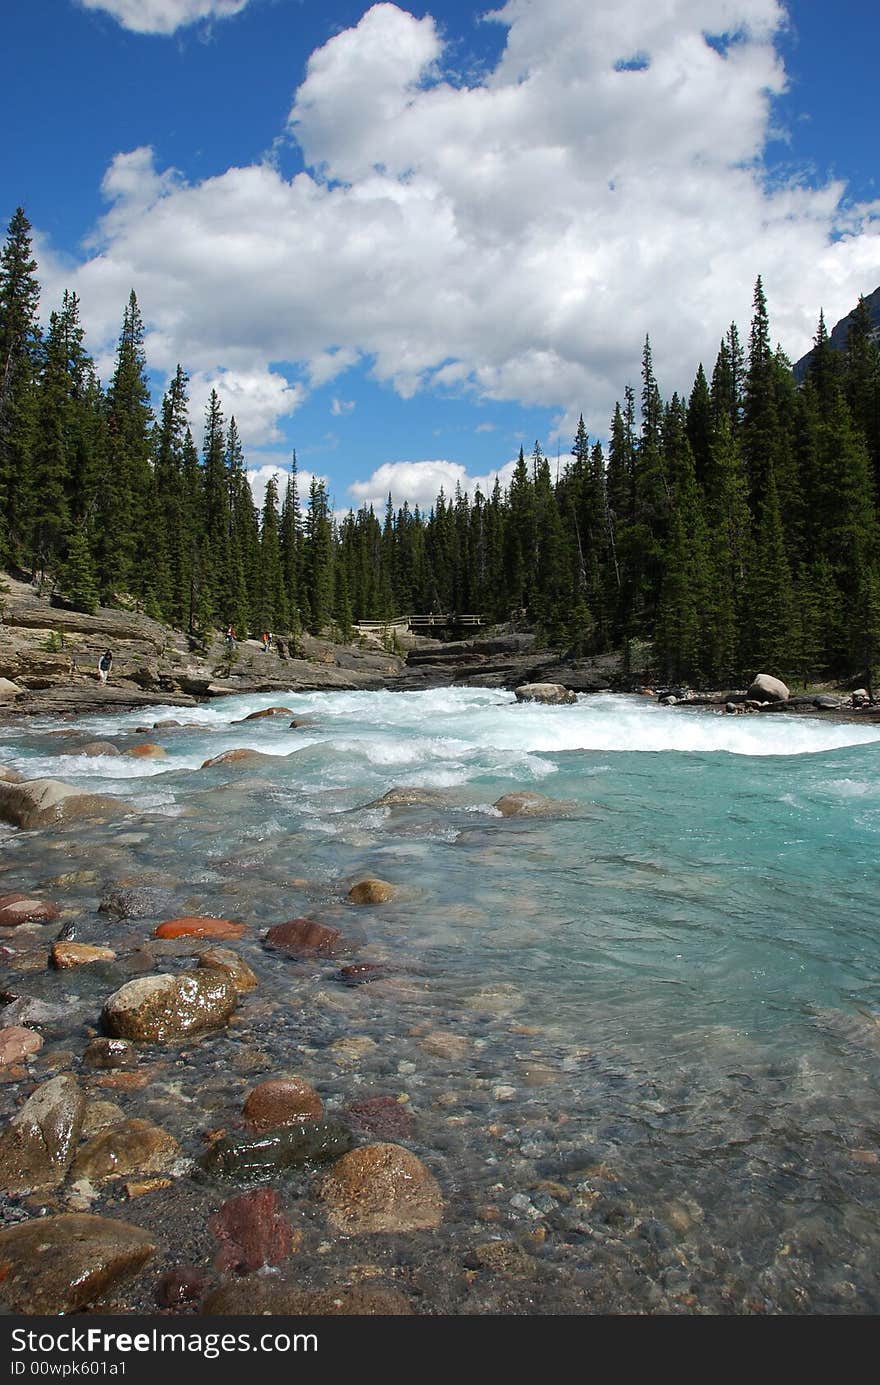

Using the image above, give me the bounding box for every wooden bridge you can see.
[354,613,485,636]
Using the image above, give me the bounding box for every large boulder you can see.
[0,678,24,700]
[0,1074,85,1194]
[747,673,790,703]
[317,1142,443,1234]
[102,970,237,1043]
[0,778,132,829]
[200,748,280,770]
[0,1214,157,1314]
[514,682,577,705]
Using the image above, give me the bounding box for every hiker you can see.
[261,631,269,653]
[97,650,113,685]
[225,625,236,650]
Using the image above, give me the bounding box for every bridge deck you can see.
[354,613,484,631]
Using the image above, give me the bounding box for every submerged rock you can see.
[82,1037,134,1069]
[362,786,450,810]
[202,1278,412,1316]
[0,778,132,829]
[235,707,294,722]
[343,1096,415,1142]
[72,1119,181,1184]
[65,741,120,757]
[154,917,246,940]
[318,1143,443,1235]
[200,749,280,770]
[102,971,238,1043]
[0,1073,85,1194]
[209,1187,297,1272]
[99,887,178,920]
[747,673,790,703]
[198,946,259,993]
[0,1025,43,1066]
[514,682,577,705]
[243,1077,324,1129]
[155,1266,211,1308]
[0,892,59,926]
[493,790,572,818]
[51,942,117,969]
[0,1214,157,1314]
[264,918,344,957]
[123,743,167,759]
[347,878,396,905]
[199,1121,355,1180]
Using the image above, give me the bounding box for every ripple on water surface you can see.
[1,690,880,1312]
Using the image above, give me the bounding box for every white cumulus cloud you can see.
[42,0,880,453]
[346,458,517,513]
[78,0,251,35]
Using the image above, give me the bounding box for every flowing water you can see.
[1,689,880,1314]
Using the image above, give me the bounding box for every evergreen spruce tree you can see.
[59,523,99,614]
[0,208,42,562]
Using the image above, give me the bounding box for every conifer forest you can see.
[2,206,879,686]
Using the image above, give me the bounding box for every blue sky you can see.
[3,1,879,513]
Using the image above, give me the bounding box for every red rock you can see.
[264,918,344,956]
[0,1026,43,1066]
[0,894,60,927]
[154,917,246,940]
[209,1188,297,1273]
[243,1077,323,1129]
[123,743,167,759]
[343,1096,414,1141]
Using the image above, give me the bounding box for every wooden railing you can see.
[354,613,485,632]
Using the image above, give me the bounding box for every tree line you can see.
[1,206,879,684]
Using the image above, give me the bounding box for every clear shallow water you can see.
[2,690,880,1313]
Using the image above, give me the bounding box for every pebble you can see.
[243,1076,324,1128]
[51,942,117,969]
[72,1118,181,1183]
[347,878,396,905]
[264,918,345,956]
[154,917,246,940]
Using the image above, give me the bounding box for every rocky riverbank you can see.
[2,576,877,725]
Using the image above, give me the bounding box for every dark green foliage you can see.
[3,210,879,689]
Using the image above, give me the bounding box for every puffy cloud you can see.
[346,458,517,513]
[187,368,307,446]
[45,1,880,452]
[330,396,356,416]
[78,0,251,35]
[246,461,327,510]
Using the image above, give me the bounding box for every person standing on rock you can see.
[97,650,113,685]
